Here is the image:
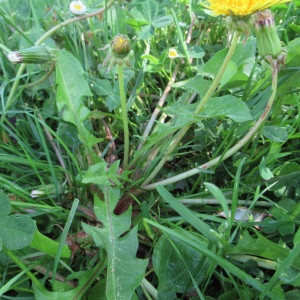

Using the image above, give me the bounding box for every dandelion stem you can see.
[141,278,158,299]
[194,34,240,114]
[118,64,129,169]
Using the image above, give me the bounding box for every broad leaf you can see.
[263,125,289,142]
[88,72,134,112]
[144,219,279,298]
[286,38,300,67]
[82,187,148,300]
[91,78,113,97]
[220,71,249,90]
[130,0,172,39]
[259,156,274,180]
[153,233,209,298]
[199,40,255,78]
[219,60,238,87]
[127,18,150,29]
[0,215,36,250]
[152,15,173,28]
[269,198,296,237]
[82,161,122,187]
[55,50,98,147]
[134,0,159,23]
[106,80,122,112]
[198,95,253,122]
[188,46,205,59]
[0,192,36,251]
[172,76,211,96]
[231,40,256,67]
[269,162,300,191]
[162,102,195,127]
[30,229,70,258]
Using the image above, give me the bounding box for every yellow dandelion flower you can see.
[202,0,290,17]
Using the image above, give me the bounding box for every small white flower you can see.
[30,190,46,198]
[7,51,22,63]
[69,1,86,15]
[6,46,52,64]
[168,48,178,59]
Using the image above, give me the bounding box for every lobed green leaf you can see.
[82,187,148,300]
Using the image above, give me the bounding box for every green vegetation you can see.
[0,0,300,299]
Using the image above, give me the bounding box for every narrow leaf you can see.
[157,185,219,244]
[205,183,229,219]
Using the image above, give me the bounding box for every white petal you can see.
[7,51,22,63]
[70,1,86,15]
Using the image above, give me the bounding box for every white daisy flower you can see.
[168,48,178,59]
[70,1,86,15]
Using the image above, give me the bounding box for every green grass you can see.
[0,0,300,299]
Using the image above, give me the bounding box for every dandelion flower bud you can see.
[69,1,86,15]
[7,45,52,64]
[30,183,64,198]
[101,34,133,71]
[254,10,282,59]
[111,34,131,59]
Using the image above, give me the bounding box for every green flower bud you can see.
[7,45,52,64]
[253,10,282,59]
[111,34,131,59]
[30,183,64,198]
[225,15,254,42]
[101,34,133,72]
